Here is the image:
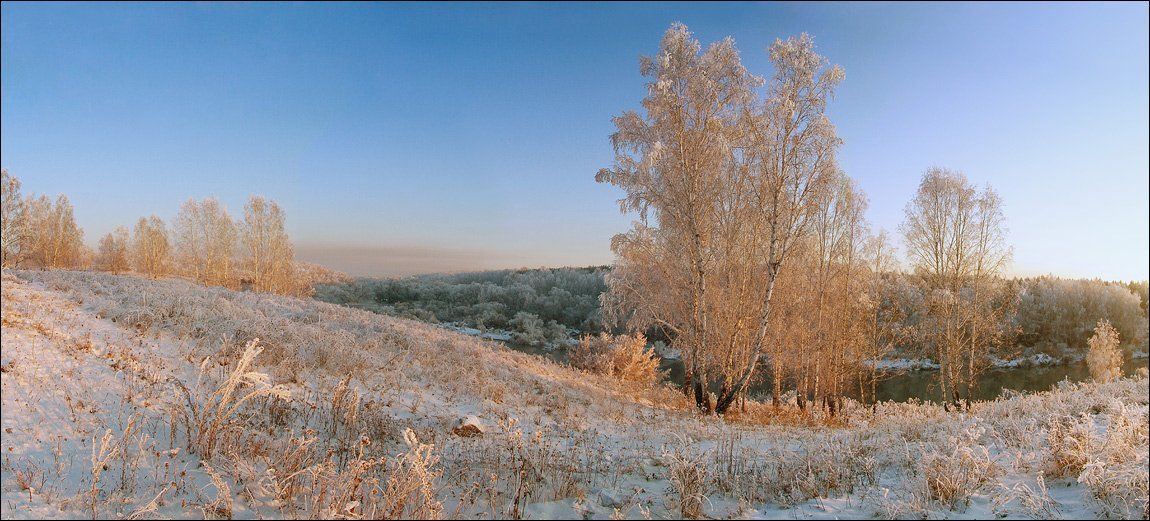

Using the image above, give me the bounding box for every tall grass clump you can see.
[175,338,290,459]
[1047,414,1095,477]
[918,430,1001,507]
[663,437,708,519]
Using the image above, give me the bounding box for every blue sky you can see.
[2,2,1147,279]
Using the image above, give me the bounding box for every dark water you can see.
[869,356,1148,403]
[507,342,1148,403]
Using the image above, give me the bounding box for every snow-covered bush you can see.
[509,311,547,345]
[570,333,663,385]
[1077,400,1150,519]
[1087,320,1123,383]
[1079,459,1149,519]
[990,474,1058,519]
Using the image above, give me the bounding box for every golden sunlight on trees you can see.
[131,215,171,278]
[597,25,848,414]
[1,169,30,267]
[3,170,88,270]
[96,226,130,274]
[1086,319,1122,383]
[789,172,871,413]
[900,167,1013,404]
[858,230,905,402]
[175,197,238,288]
[241,195,303,296]
[24,193,86,269]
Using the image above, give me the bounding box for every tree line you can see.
[1,169,321,296]
[314,265,1146,365]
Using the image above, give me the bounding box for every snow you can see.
[3,269,1147,520]
[438,322,516,343]
[866,357,942,371]
[989,352,1060,369]
[869,352,1071,372]
[651,340,682,361]
[0,271,220,519]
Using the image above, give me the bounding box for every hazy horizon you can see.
[3,2,1148,280]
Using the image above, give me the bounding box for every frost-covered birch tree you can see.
[96,226,131,274]
[23,193,85,269]
[240,195,301,295]
[1,169,29,267]
[1086,319,1122,383]
[131,215,170,278]
[901,168,1012,404]
[175,198,237,288]
[597,24,845,414]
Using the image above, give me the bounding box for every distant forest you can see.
[315,267,1148,354]
[314,267,609,346]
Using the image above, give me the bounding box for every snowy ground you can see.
[2,269,1147,519]
[0,271,218,518]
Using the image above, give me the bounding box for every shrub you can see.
[509,311,547,345]
[1079,460,1149,519]
[1087,320,1123,383]
[1077,400,1150,519]
[377,429,444,519]
[570,333,663,385]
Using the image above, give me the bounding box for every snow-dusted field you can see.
[2,269,1147,519]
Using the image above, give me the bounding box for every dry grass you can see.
[174,338,291,459]
[990,474,1059,519]
[1047,414,1094,477]
[663,437,708,519]
[919,441,1001,506]
[4,269,1147,520]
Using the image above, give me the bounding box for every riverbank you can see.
[431,320,1150,403]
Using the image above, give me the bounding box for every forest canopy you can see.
[314,266,609,345]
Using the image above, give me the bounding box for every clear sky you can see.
[2,2,1147,279]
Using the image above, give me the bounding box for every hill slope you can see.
[2,269,1147,519]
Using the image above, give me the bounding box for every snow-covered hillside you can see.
[2,270,1147,519]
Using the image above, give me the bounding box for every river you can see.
[506,342,1149,403]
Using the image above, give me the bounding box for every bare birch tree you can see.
[900,168,1011,404]
[598,25,844,414]
[131,215,171,278]
[858,230,904,403]
[174,198,237,288]
[96,226,131,274]
[240,195,302,295]
[597,23,760,412]
[1,169,29,267]
[712,33,845,414]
